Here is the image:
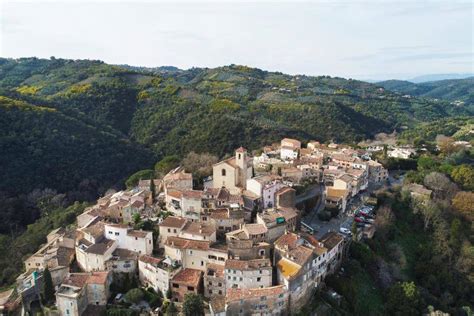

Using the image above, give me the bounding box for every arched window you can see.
[222,169,226,176]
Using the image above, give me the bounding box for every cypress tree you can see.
[42,267,55,304]
[150,178,156,202]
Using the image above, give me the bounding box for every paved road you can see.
[301,186,369,239]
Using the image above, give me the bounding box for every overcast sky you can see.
[1,0,472,80]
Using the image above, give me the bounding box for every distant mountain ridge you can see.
[377,77,474,104]
[409,73,474,83]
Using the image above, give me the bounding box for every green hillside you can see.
[0,57,472,207]
[377,77,474,104]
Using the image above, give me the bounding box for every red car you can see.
[354,217,364,223]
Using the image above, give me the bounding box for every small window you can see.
[115,232,119,236]
[257,277,261,282]
[173,284,179,288]
[187,286,194,291]
[221,169,226,176]
[168,229,171,233]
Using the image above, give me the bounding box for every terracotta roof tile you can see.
[206,263,224,278]
[226,285,286,302]
[321,232,344,251]
[86,272,110,285]
[182,190,203,199]
[160,216,188,228]
[171,268,202,286]
[85,239,115,255]
[139,255,163,265]
[165,236,210,251]
[127,230,149,238]
[287,245,313,266]
[62,273,90,288]
[274,232,298,249]
[182,222,216,236]
[243,223,267,235]
[225,258,272,271]
[167,190,183,199]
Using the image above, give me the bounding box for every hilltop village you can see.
[10,138,391,316]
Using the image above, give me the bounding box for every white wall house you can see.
[138,255,180,295]
[224,259,273,290]
[104,224,153,255]
[246,175,285,208]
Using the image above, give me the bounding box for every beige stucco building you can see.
[213,147,253,194]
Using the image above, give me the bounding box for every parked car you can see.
[354,217,364,223]
[339,227,351,235]
[359,208,372,216]
[357,211,375,219]
[114,293,124,303]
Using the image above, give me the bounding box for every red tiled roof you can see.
[160,216,187,228]
[243,223,267,235]
[127,230,149,238]
[274,232,298,249]
[206,263,225,278]
[321,232,344,251]
[226,285,286,302]
[210,209,229,220]
[167,190,183,199]
[62,273,90,288]
[86,272,110,285]
[287,245,313,266]
[225,258,271,271]
[182,190,203,199]
[171,268,202,286]
[139,255,163,265]
[182,222,216,236]
[165,236,210,251]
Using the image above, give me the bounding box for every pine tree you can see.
[182,293,204,316]
[42,267,55,304]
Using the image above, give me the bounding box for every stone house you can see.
[224,258,272,290]
[170,268,203,302]
[224,285,288,315]
[56,272,111,316]
[205,263,226,298]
